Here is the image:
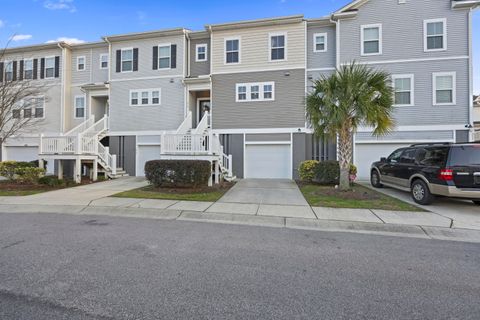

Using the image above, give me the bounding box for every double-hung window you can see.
[433,72,455,105]
[270,34,286,61]
[32,97,45,118]
[152,90,160,104]
[24,59,33,79]
[236,82,275,102]
[424,18,446,51]
[158,45,171,69]
[77,56,86,71]
[100,54,108,69]
[196,44,207,62]
[392,75,414,106]
[121,49,133,72]
[361,24,382,55]
[75,95,86,118]
[4,61,13,81]
[225,38,240,64]
[141,91,149,105]
[130,89,161,106]
[313,33,327,52]
[131,92,139,106]
[45,57,55,78]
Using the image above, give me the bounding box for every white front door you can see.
[244,144,292,179]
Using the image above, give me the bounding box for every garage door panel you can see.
[136,145,161,176]
[355,143,410,180]
[245,144,291,179]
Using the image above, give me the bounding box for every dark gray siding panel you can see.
[221,134,244,179]
[109,136,136,176]
[245,133,290,142]
[307,24,336,69]
[190,38,210,77]
[456,130,469,143]
[212,69,306,129]
[292,133,307,180]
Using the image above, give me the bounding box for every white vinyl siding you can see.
[269,33,286,61]
[129,89,162,107]
[45,57,55,78]
[236,82,275,102]
[121,48,133,72]
[74,95,86,119]
[196,44,208,62]
[158,44,171,69]
[313,33,327,52]
[77,56,86,71]
[225,38,240,64]
[433,72,455,106]
[361,24,382,56]
[424,18,447,52]
[392,74,414,106]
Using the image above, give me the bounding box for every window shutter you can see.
[54,56,60,78]
[133,48,139,71]
[116,50,121,73]
[12,61,17,81]
[33,59,38,79]
[171,44,177,69]
[152,46,158,70]
[40,58,45,79]
[0,62,3,82]
[19,60,24,81]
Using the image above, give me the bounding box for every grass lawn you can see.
[299,182,424,211]
[112,183,234,202]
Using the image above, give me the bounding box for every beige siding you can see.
[211,22,306,74]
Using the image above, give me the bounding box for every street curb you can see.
[178,211,286,228]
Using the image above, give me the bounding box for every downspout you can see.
[103,36,112,130]
[468,8,474,140]
[330,15,341,161]
[57,42,66,133]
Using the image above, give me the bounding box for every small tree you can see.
[306,63,395,190]
[0,43,47,147]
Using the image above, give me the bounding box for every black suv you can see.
[370,143,480,205]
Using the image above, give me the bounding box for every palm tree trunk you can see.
[338,128,352,191]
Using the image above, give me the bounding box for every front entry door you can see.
[197,99,211,124]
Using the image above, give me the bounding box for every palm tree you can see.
[306,62,395,190]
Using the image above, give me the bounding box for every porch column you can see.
[214,160,220,184]
[38,159,45,170]
[58,160,63,180]
[92,158,98,182]
[74,158,82,184]
[208,161,213,187]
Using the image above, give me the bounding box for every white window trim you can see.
[74,95,86,119]
[99,53,109,69]
[23,58,34,79]
[224,37,241,65]
[76,56,86,72]
[268,32,288,62]
[129,88,162,107]
[158,43,172,70]
[235,82,275,102]
[31,95,46,119]
[360,24,382,56]
[424,18,447,52]
[195,43,208,62]
[4,60,13,81]
[313,32,328,53]
[392,74,415,107]
[121,47,134,73]
[44,55,56,79]
[432,72,456,106]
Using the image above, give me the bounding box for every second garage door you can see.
[355,143,411,180]
[136,145,161,176]
[244,144,291,179]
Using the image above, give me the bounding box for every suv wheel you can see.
[473,201,480,206]
[371,170,383,188]
[411,180,434,205]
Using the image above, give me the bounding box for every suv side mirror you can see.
[380,157,387,163]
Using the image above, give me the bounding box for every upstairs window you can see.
[313,33,327,52]
[4,61,13,81]
[392,75,414,106]
[263,84,273,99]
[141,91,149,105]
[130,89,161,106]
[100,54,108,69]
[424,18,446,51]
[158,45,171,69]
[237,85,247,101]
[121,49,133,72]
[196,44,207,62]
[12,109,21,119]
[32,97,45,118]
[361,24,382,55]
[225,38,240,64]
[45,57,55,78]
[270,34,286,61]
[433,72,455,105]
[75,96,86,118]
[152,90,160,104]
[77,56,86,71]
[236,82,275,102]
[24,59,33,79]
[131,92,139,105]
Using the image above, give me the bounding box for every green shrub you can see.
[313,160,340,185]
[298,160,319,182]
[145,160,211,188]
[0,161,36,181]
[349,164,358,176]
[39,175,64,187]
[16,167,46,184]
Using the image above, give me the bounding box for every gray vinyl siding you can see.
[307,70,335,93]
[373,59,469,126]
[212,69,306,129]
[338,0,469,63]
[292,133,307,180]
[69,86,87,128]
[71,47,109,85]
[92,47,109,83]
[189,38,210,77]
[307,24,336,69]
[356,130,454,141]
[245,133,290,142]
[110,35,185,80]
[108,78,184,132]
[456,130,469,143]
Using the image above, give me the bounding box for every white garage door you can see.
[5,146,38,162]
[355,143,411,180]
[245,144,291,179]
[136,145,161,176]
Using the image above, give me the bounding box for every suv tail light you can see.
[439,169,453,181]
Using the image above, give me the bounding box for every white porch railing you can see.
[161,134,211,154]
[176,111,193,134]
[98,142,117,175]
[40,135,76,154]
[82,116,108,136]
[64,117,95,136]
[192,111,210,134]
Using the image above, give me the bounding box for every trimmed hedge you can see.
[298,160,319,182]
[39,175,64,187]
[16,167,46,184]
[0,161,37,181]
[313,160,340,185]
[144,160,211,188]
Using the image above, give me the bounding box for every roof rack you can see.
[409,142,453,147]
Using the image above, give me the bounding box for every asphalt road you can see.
[0,212,479,320]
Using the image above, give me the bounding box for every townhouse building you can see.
[0,0,478,182]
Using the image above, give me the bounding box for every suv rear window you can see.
[415,147,449,167]
[448,145,480,166]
